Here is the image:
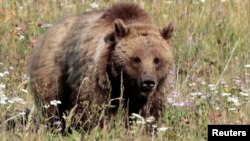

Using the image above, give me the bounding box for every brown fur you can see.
[29,3,174,131]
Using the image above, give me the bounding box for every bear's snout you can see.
[141,80,155,91]
[139,72,156,97]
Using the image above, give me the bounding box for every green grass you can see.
[0,0,249,140]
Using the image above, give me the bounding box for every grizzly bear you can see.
[29,3,174,131]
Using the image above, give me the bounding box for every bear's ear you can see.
[104,32,116,45]
[105,19,128,44]
[161,22,174,40]
[114,19,128,38]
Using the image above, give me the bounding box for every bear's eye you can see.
[132,57,141,64]
[153,57,160,65]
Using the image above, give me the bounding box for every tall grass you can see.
[0,0,249,140]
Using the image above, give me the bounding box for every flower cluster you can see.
[130,113,169,134]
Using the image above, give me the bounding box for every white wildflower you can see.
[136,120,146,125]
[208,84,216,90]
[50,100,62,106]
[200,80,206,85]
[166,1,172,4]
[233,79,241,85]
[90,2,99,9]
[200,0,205,3]
[15,27,22,31]
[19,111,26,115]
[0,93,8,104]
[19,6,24,10]
[215,106,220,110]
[19,35,25,40]
[221,80,227,85]
[62,114,67,119]
[221,92,231,96]
[157,127,168,132]
[0,83,6,89]
[22,74,29,80]
[227,96,241,106]
[41,23,53,29]
[146,116,155,123]
[53,121,62,126]
[190,91,203,96]
[8,99,14,103]
[227,96,239,103]
[0,73,4,77]
[239,92,249,96]
[4,71,9,75]
[233,102,241,106]
[131,113,145,121]
[152,124,157,128]
[21,89,28,93]
[172,102,185,107]
[245,64,250,68]
[9,97,26,105]
[188,82,196,87]
[228,108,237,111]
[167,97,174,103]
[189,97,195,100]
[201,95,208,99]
[43,104,50,109]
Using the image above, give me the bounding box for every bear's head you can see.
[100,19,174,98]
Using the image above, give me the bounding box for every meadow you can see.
[0,0,249,140]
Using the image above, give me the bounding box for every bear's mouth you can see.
[125,77,155,97]
[139,87,155,97]
[138,80,156,97]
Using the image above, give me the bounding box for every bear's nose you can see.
[141,80,155,92]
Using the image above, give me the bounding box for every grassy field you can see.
[0,0,249,140]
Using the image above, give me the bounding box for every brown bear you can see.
[29,2,174,131]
